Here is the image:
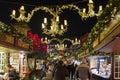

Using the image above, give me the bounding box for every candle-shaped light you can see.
[61,25,64,29]
[48,39,50,43]
[64,20,67,25]
[20,6,24,10]
[72,40,74,43]
[56,16,59,22]
[89,0,93,3]
[99,5,102,11]
[57,44,59,47]
[65,44,67,47]
[44,17,47,23]
[62,44,64,47]
[75,38,77,42]
[42,23,45,28]
[45,37,47,41]
[41,38,43,42]
[83,8,86,13]
[51,26,53,30]
[12,10,16,16]
[79,40,80,43]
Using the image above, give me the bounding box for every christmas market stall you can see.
[0,21,32,78]
[75,0,120,80]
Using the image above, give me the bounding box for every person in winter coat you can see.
[53,60,68,80]
[75,58,91,80]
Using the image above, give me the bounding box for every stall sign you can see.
[5,34,14,44]
[17,39,30,49]
[0,32,6,41]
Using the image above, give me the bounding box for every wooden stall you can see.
[0,32,31,75]
[90,10,120,80]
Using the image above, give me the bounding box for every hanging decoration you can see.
[27,31,47,54]
[41,37,80,51]
[0,21,32,44]
[10,0,103,22]
[75,0,120,58]
[10,0,103,36]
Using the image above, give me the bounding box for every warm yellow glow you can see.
[41,37,51,44]
[10,2,102,22]
[20,6,24,10]
[45,37,47,40]
[65,44,67,47]
[99,5,102,11]
[50,26,53,30]
[12,10,16,15]
[0,46,23,53]
[41,37,80,51]
[61,25,64,29]
[75,38,77,41]
[42,16,68,36]
[64,20,67,25]
[42,23,45,28]
[44,17,47,23]
[55,43,67,51]
[83,8,86,13]
[89,0,93,3]
[10,5,32,22]
[41,38,43,41]
[72,38,80,45]
[56,16,59,22]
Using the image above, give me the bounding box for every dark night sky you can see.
[0,0,109,40]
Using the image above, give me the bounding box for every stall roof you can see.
[98,35,120,53]
[95,23,120,53]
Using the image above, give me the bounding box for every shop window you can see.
[0,52,6,73]
[10,53,19,72]
[20,52,28,73]
[114,55,120,79]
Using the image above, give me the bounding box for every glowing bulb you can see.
[12,10,16,16]
[56,16,59,22]
[20,6,24,10]
[89,0,93,3]
[64,20,67,25]
[42,23,45,28]
[75,38,77,41]
[45,37,47,40]
[61,25,64,29]
[83,8,86,13]
[41,38,43,42]
[44,18,47,23]
[99,5,102,11]
[51,26,53,30]
[65,44,67,47]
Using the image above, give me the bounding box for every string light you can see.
[41,37,80,50]
[10,1,103,36]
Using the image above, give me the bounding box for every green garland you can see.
[91,51,111,56]
[27,52,47,59]
[0,21,32,44]
[76,0,120,57]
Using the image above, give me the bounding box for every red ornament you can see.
[27,31,48,54]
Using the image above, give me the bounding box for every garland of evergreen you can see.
[75,0,120,58]
[0,21,32,45]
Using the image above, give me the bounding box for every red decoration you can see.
[27,31,47,54]
[40,44,47,54]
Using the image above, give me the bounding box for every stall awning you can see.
[98,34,120,53]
